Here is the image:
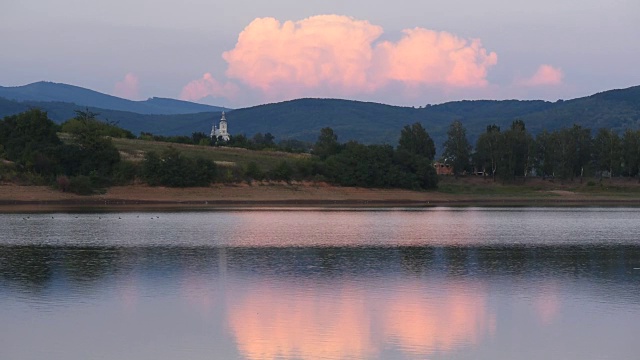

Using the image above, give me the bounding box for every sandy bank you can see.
[1,181,640,213]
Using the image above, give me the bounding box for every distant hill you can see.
[0,98,215,136]
[224,86,640,148]
[1,82,640,153]
[0,81,227,114]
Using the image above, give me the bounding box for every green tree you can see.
[191,131,209,145]
[61,111,134,139]
[279,139,312,153]
[593,128,621,179]
[572,125,592,182]
[552,128,576,181]
[622,129,640,180]
[0,109,62,175]
[270,160,294,182]
[398,123,436,160]
[244,161,264,181]
[62,110,121,178]
[475,125,501,181]
[499,120,533,181]
[313,127,341,159]
[413,155,439,189]
[251,132,275,148]
[141,151,162,185]
[443,120,471,177]
[323,140,437,190]
[534,130,556,179]
[228,134,250,148]
[192,157,218,186]
[141,147,216,187]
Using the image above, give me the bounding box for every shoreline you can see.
[2,182,640,212]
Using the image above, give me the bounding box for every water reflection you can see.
[1,244,640,359]
[532,282,561,325]
[2,209,640,359]
[3,208,640,248]
[228,280,375,359]
[380,280,494,357]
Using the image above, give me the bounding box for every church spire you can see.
[211,111,230,141]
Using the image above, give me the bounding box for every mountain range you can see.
[0,82,227,115]
[1,81,639,150]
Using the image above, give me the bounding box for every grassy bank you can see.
[111,137,310,170]
[4,135,640,212]
[437,176,640,198]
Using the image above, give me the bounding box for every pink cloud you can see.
[223,15,383,97]
[180,72,239,101]
[182,15,498,103]
[374,28,497,88]
[113,72,140,100]
[520,64,564,86]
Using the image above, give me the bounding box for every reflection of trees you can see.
[62,248,118,285]
[475,246,531,275]
[1,245,639,293]
[0,246,54,293]
[445,247,472,275]
[315,248,340,275]
[0,246,223,294]
[400,247,435,274]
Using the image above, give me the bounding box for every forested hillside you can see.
[1,83,639,152]
[0,82,227,114]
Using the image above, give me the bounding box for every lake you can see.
[1,208,639,359]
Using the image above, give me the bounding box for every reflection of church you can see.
[210,111,230,141]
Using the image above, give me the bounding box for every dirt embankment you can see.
[1,178,640,212]
[0,182,441,210]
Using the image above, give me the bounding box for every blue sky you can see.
[1,0,638,108]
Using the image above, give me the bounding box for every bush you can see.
[68,175,94,195]
[192,157,217,186]
[56,175,70,192]
[16,172,49,186]
[269,160,293,182]
[0,161,17,182]
[244,161,264,181]
[112,161,138,185]
[141,148,217,187]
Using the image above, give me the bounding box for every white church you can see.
[210,111,230,141]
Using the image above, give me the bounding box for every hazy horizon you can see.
[5,79,637,110]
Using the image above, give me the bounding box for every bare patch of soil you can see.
[2,178,640,213]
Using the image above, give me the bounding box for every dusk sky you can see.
[2,0,639,108]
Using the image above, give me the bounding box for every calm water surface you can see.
[1,208,639,360]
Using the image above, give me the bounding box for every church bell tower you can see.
[211,111,230,141]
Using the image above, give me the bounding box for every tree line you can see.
[440,119,640,182]
[0,109,219,194]
[2,109,640,195]
[140,130,312,153]
[0,109,441,193]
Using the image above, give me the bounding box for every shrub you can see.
[112,161,138,185]
[244,161,264,181]
[0,161,16,182]
[141,148,217,187]
[68,175,94,195]
[56,175,70,192]
[269,160,293,182]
